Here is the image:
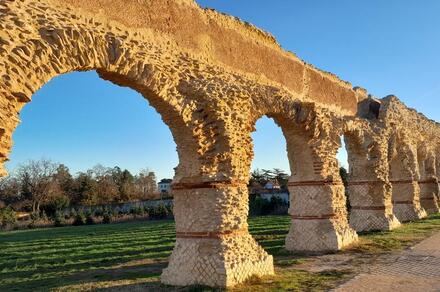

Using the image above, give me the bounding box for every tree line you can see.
[249,167,349,189]
[249,168,290,190]
[0,159,159,214]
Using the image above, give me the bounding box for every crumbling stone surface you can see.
[0,0,439,288]
[417,145,440,213]
[344,119,400,232]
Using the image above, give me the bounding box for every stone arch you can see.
[248,101,357,253]
[343,122,400,231]
[388,134,427,222]
[0,4,278,287]
[0,20,205,181]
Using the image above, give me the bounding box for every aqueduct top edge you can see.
[52,0,363,115]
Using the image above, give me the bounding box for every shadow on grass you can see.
[349,213,440,254]
[0,259,168,292]
[1,240,174,270]
[1,214,439,291]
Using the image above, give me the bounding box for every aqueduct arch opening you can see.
[7,70,180,174]
[248,103,358,253]
[0,41,280,289]
[0,13,274,288]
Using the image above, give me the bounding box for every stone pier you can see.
[282,116,358,253]
[419,179,440,214]
[286,180,358,252]
[162,183,274,287]
[418,149,440,213]
[344,128,400,232]
[389,140,427,222]
[391,181,427,222]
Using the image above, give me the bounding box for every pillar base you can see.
[347,181,399,232]
[392,181,427,222]
[419,182,440,214]
[286,182,358,253]
[420,198,440,214]
[393,202,427,222]
[161,233,274,287]
[285,218,358,253]
[350,209,401,232]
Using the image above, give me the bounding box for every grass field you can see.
[1,214,440,291]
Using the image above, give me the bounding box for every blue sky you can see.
[7,0,440,179]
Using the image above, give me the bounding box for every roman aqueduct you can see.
[1,0,439,287]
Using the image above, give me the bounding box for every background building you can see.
[158,178,173,196]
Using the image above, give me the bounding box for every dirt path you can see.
[333,231,440,292]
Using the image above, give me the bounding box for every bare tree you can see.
[135,169,157,199]
[91,164,111,179]
[16,159,58,212]
[92,164,119,204]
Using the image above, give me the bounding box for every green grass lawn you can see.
[1,214,439,291]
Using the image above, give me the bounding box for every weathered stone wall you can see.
[57,0,361,114]
[0,0,439,288]
[344,96,439,228]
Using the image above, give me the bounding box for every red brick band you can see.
[288,180,343,187]
[291,214,337,220]
[176,229,247,239]
[389,180,415,184]
[418,180,438,184]
[172,180,246,190]
[392,200,414,205]
[346,181,382,186]
[351,206,386,211]
[420,197,435,201]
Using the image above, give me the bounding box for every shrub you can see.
[41,211,49,222]
[28,210,41,229]
[146,206,154,217]
[73,210,86,226]
[54,211,65,227]
[150,204,169,219]
[114,207,122,215]
[85,211,95,225]
[340,166,351,212]
[268,196,289,215]
[94,207,104,217]
[131,206,144,216]
[249,195,289,216]
[30,211,40,222]
[69,208,77,218]
[249,196,267,216]
[0,207,16,229]
[103,212,112,224]
[42,195,70,218]
[166,204,173,217]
